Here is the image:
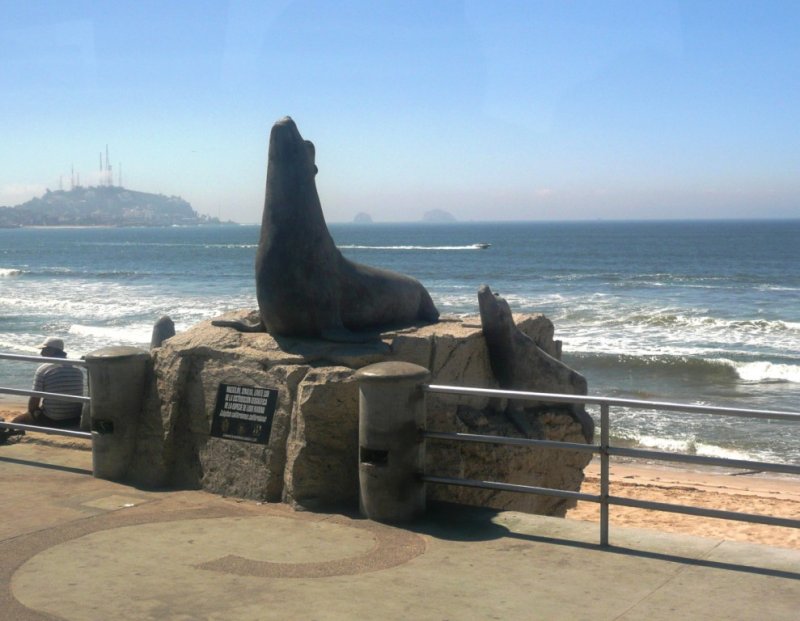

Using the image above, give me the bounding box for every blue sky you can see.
[1,1,798,222]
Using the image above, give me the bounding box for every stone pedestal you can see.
[135,310,592,516]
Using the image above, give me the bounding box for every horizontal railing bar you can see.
[421,384,800,536]
[0,353,86,367]
[425,384,589,406]
[609,495,800,529]
[610,446,800,476]
[0,387,90,403]
[425,384,800,421]
[0,421,91,439]
[423,430,598,454]
[423,476,800,529]
[422,475,599,502]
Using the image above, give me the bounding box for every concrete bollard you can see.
[84,346,150,481]
[354,361,430,522]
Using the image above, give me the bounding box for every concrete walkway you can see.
[1,436,798,621]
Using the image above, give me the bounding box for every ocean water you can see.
[1,220,798,464]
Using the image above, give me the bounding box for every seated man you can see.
[11,337,84,428]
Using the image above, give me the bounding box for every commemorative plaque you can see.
[210,383,278,444]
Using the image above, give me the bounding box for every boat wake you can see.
[338,243,490,251]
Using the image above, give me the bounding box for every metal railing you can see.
[0,352,92,439]
[422,384,800,546]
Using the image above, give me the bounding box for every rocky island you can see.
[422,208,457,223]
[0,186,227,227]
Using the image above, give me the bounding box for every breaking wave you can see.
[611,432,767,463]
[569,352,800,385]
[730,360,800,383]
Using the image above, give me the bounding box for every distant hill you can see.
[422,209,457,223]
[0,186,227,227]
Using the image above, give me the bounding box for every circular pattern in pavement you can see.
[12,514,425,620]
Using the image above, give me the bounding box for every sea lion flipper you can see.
[211,319,265,333]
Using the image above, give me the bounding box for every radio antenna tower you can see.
[105,145,113,186]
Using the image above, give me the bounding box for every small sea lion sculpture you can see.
[150,315,175,349]
[215,117,439,342]
[478,284,594,442]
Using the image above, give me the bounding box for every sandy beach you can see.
[568,458,800,550]
[3,398,798,550]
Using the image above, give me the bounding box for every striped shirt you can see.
[32,363,85,420]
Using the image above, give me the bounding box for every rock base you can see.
[133,311,592,516]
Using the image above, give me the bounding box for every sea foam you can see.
[733,360,800,384]
[624,434,761,463]
[69,323,154,346]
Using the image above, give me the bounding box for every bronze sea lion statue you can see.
[478,284,594,443]
[215,117,439,341]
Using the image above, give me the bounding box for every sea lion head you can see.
[478,285,514,337]
[263,117,324,230]
[269,117,317,176]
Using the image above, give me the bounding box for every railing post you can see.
[354,361,430,522]
[600,404,610,547]
[83,346,150,481]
